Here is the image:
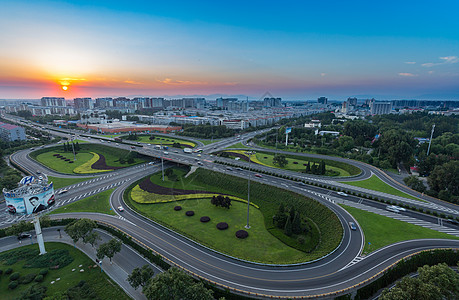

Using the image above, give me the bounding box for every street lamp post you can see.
[245,150,254,229]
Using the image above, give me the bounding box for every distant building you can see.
[304,120,322,128]
[347,97,358,106]
[96,98,114,108]
[74,98,94,110]
[317,97,328,105]
[216,98,238,109]
[0,122,26,142]
[263,97,282,107]
[41,97,66,107]
[370,101,392,115]
[341,101,348,113]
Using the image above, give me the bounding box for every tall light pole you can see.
[161,141,165,181]
[426,124,435,156]
[71,136,76,161]
[245,150,255,229]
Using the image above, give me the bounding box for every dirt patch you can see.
[91,154,124,170]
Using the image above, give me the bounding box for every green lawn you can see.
[135,135,196,147]
[48,176,93,190]
[126,166,343,263]
[222,150,351,177]
[340,175,419,201]
[32,144,148,174]
[196,138,221,145]
[50,188,116,215]
[0,242,129,300]
[129,199,306,264]
[36,152,94,174]
[340,205,459,255]
[225,142,250,149]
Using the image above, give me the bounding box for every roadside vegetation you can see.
[117,132,196,148]
[47,176,92,189]
[340,204,459,255]
[0,242,129,300]
[125,166,342,264]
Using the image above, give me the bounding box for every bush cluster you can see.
[185,211,195,216]
[200,216,210,223]
[235,230,249,239]
[5,268,13,275]
[35,275,44,282]
[9,272,20,281]
[18,273,36,284]
[216,222,229,230]
[8,281,18,289]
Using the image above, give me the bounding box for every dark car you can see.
[17,233,32,240]
[447,219,459,225]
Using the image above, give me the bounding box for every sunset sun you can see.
[61,85,68,91]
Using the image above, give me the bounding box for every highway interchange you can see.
[2,119,459,298]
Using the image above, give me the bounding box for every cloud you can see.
[157,78,207,85]
[428,71,434,75]
[124,80,143,85]
[398,73,418,77]
[422,56,458,67]
[404,62,416,64]
[320,73,326,77]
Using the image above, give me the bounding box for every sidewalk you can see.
[0,227,162,300]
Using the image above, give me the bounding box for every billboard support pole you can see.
[32,215,46,255]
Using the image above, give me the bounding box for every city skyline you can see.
[1,0,458,100]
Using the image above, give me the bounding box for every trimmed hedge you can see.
[174,206,182,211]
[5,268,13,275]
[217,222,229,230]
[200,216,210,223]
[9,272,20,281]
[185,211,195,216]
[235,230,249,239]
[34,275,44,282]
[8,281,18,289]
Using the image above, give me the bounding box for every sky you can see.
[1,0,458,100]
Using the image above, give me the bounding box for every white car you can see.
[337,192,348,197]
[57,189,68,195]
[386,205,401,213]
[393,205,406,212]
[117,206,124,212]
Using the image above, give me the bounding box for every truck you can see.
[183,148,193,154]
[114,137,122,142]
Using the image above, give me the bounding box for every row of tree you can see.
[62,141,80,152]
[272,204,305,237]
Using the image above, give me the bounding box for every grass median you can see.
[48,176,93,190]
[50,188,116,215]
[340,175,419,201]
[340,204,459,255]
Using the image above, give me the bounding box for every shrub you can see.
[235,230,248,239]
[18,273,36,284]
[5,268,13,275]
[8,281,18,289]
[185,211,194,216]
[39,269,48,276]
[10,272,20,281]
[174,206,182,211]
[0,269,3,275]
[297,236,305,244]
[35,275,44,282]
[216,222,229,230]
[200,216,210,223]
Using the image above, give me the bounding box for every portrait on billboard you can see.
[27,196,46,214]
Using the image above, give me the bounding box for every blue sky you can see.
[0,0,458,100]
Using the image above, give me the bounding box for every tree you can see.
[428,161,459,198]
[83,232,101,248]
[149,135,155,140]
[284,216,293,236]
[64,218,97,245]
[403,176,426,193]
[97,239,122,263]
[273,204,288,229]
[319,160,326,175]
[5,220,33,236]
[128,265,155,290]
[305,161,311,173]
[273,154,288,168]
[143,267,213,300]
[292,212,302,234]
[380,263,459,300]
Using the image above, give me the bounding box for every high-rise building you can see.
[0,122,26,142]
[74,98,94,110]
[41,97,66,107]
[95,98,114,108]
[318,97,328,104]
[263,97,282,107]
[347,97,357,106]
[370,100,392,115]
[216,98,238,109]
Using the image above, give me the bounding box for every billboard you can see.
[285,127,292,134]
[4,182,54,214]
